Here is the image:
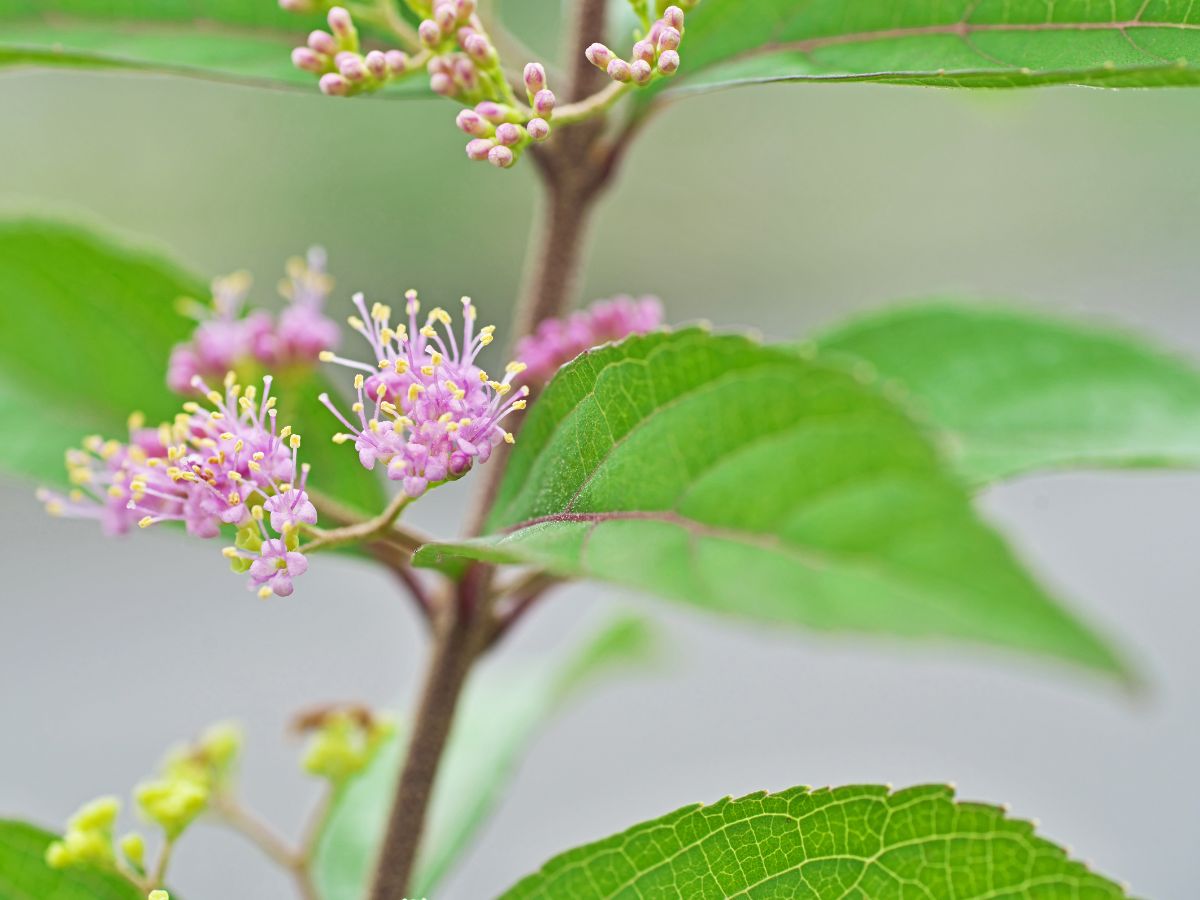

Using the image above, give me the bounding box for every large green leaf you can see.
[0,1,424,94]
[0,219,383,515]
[312,615,658,900]
[500,784,1129,899]
[414,329,1125,675]
[0,820,145,900]
[662,0,1200,94]
[816,302,1200,487]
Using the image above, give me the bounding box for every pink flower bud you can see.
[465,138,495,160]
[495,122,522,146]
[327,6,354,37]
[464,33,495,64]
[475,101,513,123]
[429,72,456,95]
[657,49,680,75]
[308,29,338,56]
[364,49,388,79]
[319,72,350,96]
[338,54,368,82]
[292,47,325,73]
[526,117,551,142]
[657,26,681,51]
[385,49,409,75]
[457,26,477,46]
[419,19,442,47]
[434,3,457,31]
[632,40,655,63]
[586,43,614,70]
[428,55,452,76]
[454,57,479,90]
[456,108,492,136]
[455,0,477,18]
[533,88,556,116]
[523,62,546,93]
[487,145,515,168]
[630,58,653,84]
[607,58,632,83]
[663,6,685,30]
[648,20,664,44]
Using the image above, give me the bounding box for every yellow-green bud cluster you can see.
[301,708,395,785]
[136,721,243,838]
[44,796,120,870]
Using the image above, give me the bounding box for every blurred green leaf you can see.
[0,0,425,95]
[415,329,1125,675]
[0,820,145,900]
[312,615,658,900]
[0,219,383,519]
[499,784,1129,899]
[816,302,1200,487]
[662,0,1200,95]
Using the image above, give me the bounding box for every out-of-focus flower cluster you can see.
[37,376,316,598]
[294,703,396,785]
[291,6,413,97]
[516,295,664,386]
[586,5,690,84]
[320,291,529,498]
[168,247,337,395]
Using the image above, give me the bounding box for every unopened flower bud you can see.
[630,58,653,84]
[385,49,409,74]
[149,892,169,900]
[327,6,355,39]
[455,0,477,17]
[632,39,655,63]
[607,58,633,82]
[308,29,338,56]
[453,56,478,90]
[319,72,351,95]
[456,108,492,136]
[586,43,615,69]
[657,26,681,51]
[364,49,388,79]
[418,19,442,47]
[533,88,556,116]
[338,54,368,82]
[663,6,686,30]
[119,832,145,868]
[488,145,515,168]
[292,47,325,73]
[523,62,546,93]
[464,33,495,65]
[495,122,522,146]
[475,101,516,123]
[429,71,456,95]
[526,117,551,142]
[465,137,495,160]
[434,2,457,31]
[657,49,680,75]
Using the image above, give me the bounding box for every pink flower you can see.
[320,291,529,498]
[515,295,663,386]
[274,247,340,363]
[248,539,309,598]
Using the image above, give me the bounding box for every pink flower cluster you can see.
[291,6,411,97]
[515,295,664,386]
[320,292,529,498]
[457,63,555,169]
[585,5,688,84]
[38,376,316,598]
[167,248,338,395]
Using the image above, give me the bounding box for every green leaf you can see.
[414,329,1125,675]
[663,0,1200,95]
[0,820,145,900]
[499,783,1130,900]
[312,615,658,900]
[0,1,424,95]
[815,302,1200,487]
[0,219,383,519]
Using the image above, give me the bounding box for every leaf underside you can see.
[414,329,1125,676]
[815,301,1200,487]
[0,820,145,900]
[499,784,1130,900]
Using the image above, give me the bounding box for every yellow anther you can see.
[127,411,145,431]
[332,433,350,444]
[429,307,451,326]
[512,399,527,410]
[252,451,265,461]
[101,440,122,459]
[265,397,277,410]
[393,360,408,375]
[347,315,365,331]
[380,328,395,344]
[506,361,527,375]
[353,374,365,390]
[248,461,261,472]
[228,493,241,504]
[378,359,390,369]
[224,371,237,388]
[45,500,65,516]
[351,402,365,414]
[478,370,489,383]
[368,419,381,433]
[234,439,244,452]
[130,480,146,493]
[407,384,424,403]
[222,547,239,559]
[107,485,125,498]
[479,333,494,346]
[503,431,515,444]
[68,489,83,502]
[279,426,292,439]
[494,383,511,395]
[420,325,437,338]
[444,380,465,400]
[138,516,154,529]
[228,471,243,482]
[438,411,453,424]
[319,350,336,362]
[206,391,223,405]
[396,416,413,428]
[258,586,273,600]
[371,302,391,322]
[376,383,387,399]
[459,418,472,427]
[380,401,398,416]
[210,411,224,421]
[238,396,252,411]
[430,351,444,366]
[289,435,302,450]
[420,365,435,377]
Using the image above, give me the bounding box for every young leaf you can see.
[662,0,1200,95]
[0,1,424,95]
[0,219,383,516]
[312,615,658,900]
[499,784,1129,899]
[0,820,145,900]
[414,329,1126,675]
[816,302,1200,487]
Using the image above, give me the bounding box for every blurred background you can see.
[4,41,1200,899]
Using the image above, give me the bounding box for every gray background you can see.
[4,53,1200,900]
